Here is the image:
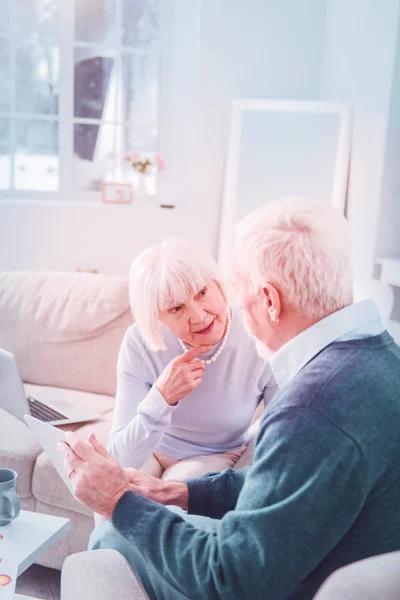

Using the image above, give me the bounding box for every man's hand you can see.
[58,432,131,520]
[124,467,189,510]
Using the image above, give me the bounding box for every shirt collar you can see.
[269,300,383,389]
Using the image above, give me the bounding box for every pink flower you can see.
[130,152,139,160]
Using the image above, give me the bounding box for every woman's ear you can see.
[262,283,281,325]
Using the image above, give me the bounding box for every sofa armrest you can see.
[313,551,400,600]
[61,549,150,600]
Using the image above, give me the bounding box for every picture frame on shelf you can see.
[101,183,132,205]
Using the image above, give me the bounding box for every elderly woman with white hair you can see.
[108,237,277,481]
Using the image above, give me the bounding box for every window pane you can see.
[124,124,157,153]
[74,122,122,190]
[75,0,117,45]
[16,41,60,115]
[0,0,11,36]
[0,40,11,112]
[74,48,115,120]
[122,0,159,49]
[14,0,60,39]
[122,52,159,138]
[15,119,58,191]
[74,123,101,162]
[0,119,11,190]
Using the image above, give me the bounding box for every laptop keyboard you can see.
[27,396,68,422]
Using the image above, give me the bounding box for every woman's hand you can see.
[156,345,212,406]
[124,467,189,509]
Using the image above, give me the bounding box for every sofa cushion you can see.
[33,450,93,517]
[0,271,133,396]
[0,408,42,498]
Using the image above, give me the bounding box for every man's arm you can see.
[112,407,369,600]
[186,467,249,518]
[125,466,249,518]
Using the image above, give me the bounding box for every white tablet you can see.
[24,414,73,493]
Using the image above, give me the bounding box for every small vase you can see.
[133,175,147,206]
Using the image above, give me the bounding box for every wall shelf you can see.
[376,256,400,287]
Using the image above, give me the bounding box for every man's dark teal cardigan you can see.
[112,332,400,599]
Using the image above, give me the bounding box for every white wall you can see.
[191,0,326,257]
[374,17,400,340]
[0,204,213,275]
[318,0,400,283]
[0,0,326,275]
[375,16,400,260]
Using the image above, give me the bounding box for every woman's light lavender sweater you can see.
[109,308,278,468]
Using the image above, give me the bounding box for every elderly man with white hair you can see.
[59,198,400,600]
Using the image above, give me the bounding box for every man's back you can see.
[253,331,400,599]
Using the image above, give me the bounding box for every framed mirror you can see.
[218,99,352,275]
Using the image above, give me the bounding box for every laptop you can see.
[0,348,101,426]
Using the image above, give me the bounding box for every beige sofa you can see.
[0,271,132,569]
[0,270,261,572]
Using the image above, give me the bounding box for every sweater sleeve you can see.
[186,467,249,518]
[112,406,369,600]
[108,328,178,468]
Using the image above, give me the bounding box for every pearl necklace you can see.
[178,309,232,365]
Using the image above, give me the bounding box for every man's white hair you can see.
[129,238,228,350]
[233,198,353,320]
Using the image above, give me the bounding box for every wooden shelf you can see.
[376,256,400,287]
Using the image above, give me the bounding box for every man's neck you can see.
[271,314,325,353]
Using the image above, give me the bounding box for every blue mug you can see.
[0,468,20,526]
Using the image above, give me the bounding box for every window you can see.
[0,0,161,198]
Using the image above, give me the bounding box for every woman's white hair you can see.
[129,237,228,350]
[233,197,353,320]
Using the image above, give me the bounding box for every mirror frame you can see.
[218,98,352,275]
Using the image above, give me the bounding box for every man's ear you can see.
[261,283,281,324]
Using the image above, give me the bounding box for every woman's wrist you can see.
[156,383,177,407]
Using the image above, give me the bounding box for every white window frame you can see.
[0,0,201,207]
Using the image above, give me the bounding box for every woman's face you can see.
[160,280,228,347]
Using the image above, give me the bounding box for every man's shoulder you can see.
[268,332,400,413]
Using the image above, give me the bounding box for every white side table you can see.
[0,510,70,600]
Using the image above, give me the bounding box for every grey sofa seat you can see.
[62,550,400,600]
[313,551,400,600]
[62,549,149,600]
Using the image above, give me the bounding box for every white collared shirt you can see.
[270,300,384,390]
